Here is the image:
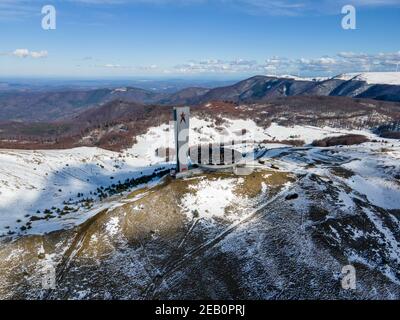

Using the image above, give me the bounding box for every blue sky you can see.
[0,0,399,78]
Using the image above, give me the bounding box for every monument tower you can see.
[173,107,190,173]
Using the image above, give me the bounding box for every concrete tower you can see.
[173,107,190,173]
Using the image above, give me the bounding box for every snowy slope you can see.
[258,141,400,210]
[334,72,400,85]
[0,117,384,237]
[1,119,400,299]
[2,139,400,299]
[0,147,173,236]
[274,74,329,82]
[189,118,375,145]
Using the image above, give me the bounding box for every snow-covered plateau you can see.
[275,71,400,85]
[334,72,400,85]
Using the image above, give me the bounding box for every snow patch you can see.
[106,217,120,237]
[180,178,243,221]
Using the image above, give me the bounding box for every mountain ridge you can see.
[2,72,400,122]
[1,95,400,151]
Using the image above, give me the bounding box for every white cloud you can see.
[136,64,159,71]
[29,50,48,59]
[12,49,48,59]
[174,58,269,74]
[12,49,30,58]
[103,63,123,68]
[170,51,400,75]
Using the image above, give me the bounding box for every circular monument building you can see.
[189,144,243,170]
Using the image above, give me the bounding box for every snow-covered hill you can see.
[0,118,378,237]
[272,74,329,82]
[334,72,400,85]
[1,134,400,299]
